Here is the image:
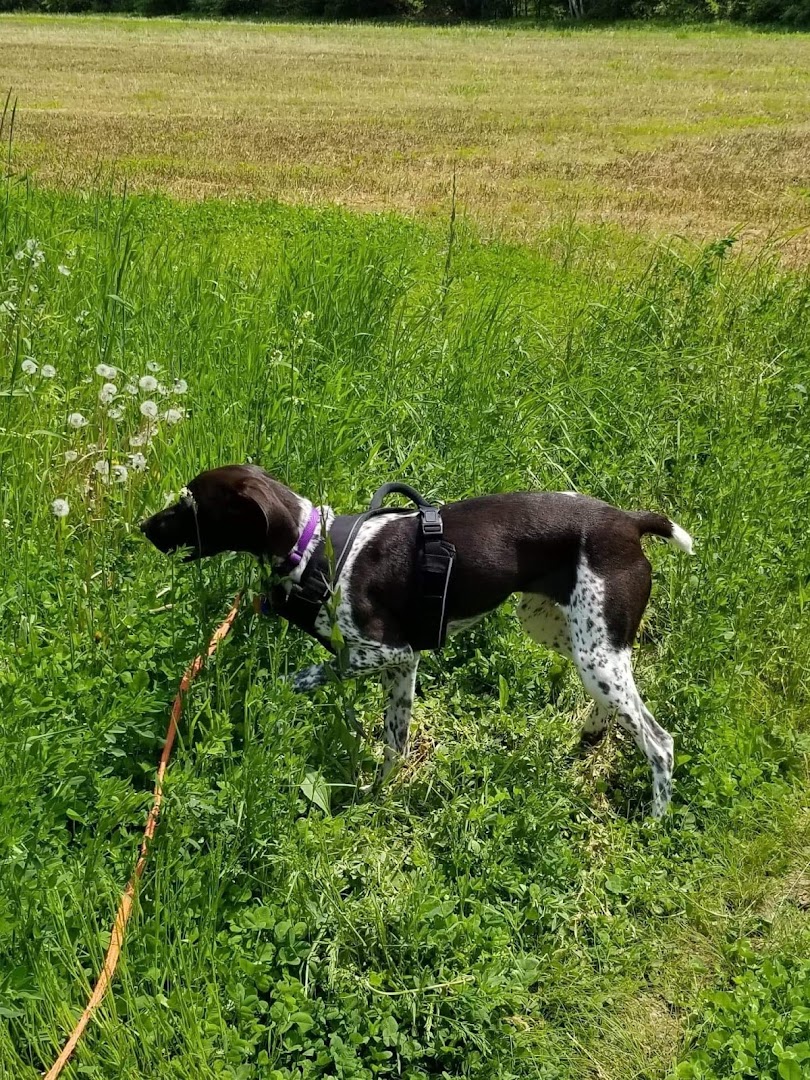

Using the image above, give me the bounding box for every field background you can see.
[3,15,810,258]
[1,14,809,1080]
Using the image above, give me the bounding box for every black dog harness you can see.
[262,483,456,652]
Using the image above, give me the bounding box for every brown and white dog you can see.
[141,464,693,816]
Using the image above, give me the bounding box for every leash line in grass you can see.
[43,594,242,1080]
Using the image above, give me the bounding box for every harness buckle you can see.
[420,508,443,535]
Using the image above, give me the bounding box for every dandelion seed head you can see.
[140,400,158,419]
[138,375,158,393]
[125,383,138,396]
[40,364,56,379]
[112,464,129,484]
[57,264,71,277]
[128,452,147,471]
[129,432,147,447]
[68,412,88,429]
[95,363,117,379]
[163,407,184,425]
[147,361,161,373]
[107,406,124,421]
[173,378,188,394]
[21,358,38,375]
[99,382,118,404]
[0,300,18,317]
[94,459,110,476]
[52,498,70,519]
[64,450,79,463]
[20,239,45,270]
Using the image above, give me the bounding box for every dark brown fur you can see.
[141,466,673,650]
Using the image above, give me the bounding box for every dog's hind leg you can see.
[573,644,674,817]
[517,594,573,659]
[579,703,611,746]
[565,566,674,817]
[518,594,610,745]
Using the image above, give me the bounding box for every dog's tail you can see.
[630,511,694,555]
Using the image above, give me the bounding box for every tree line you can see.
[1,0,807,28]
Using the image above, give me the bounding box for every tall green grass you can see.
[0,185,808,1079]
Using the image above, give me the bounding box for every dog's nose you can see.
[138,518,148,534]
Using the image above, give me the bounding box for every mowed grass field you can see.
[3,15,810,257]
[1,14,810,1080]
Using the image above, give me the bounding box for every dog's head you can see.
[139,464,299,561]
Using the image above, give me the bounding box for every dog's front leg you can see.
[380,657,420,778]
[290,643,416,694]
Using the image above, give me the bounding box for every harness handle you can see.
[369,481,435,512]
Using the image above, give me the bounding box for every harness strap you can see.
[368,484,456,647]
[415,507,455,650]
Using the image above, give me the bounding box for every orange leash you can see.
[43,595,242,1080]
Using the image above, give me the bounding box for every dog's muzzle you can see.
[140,511,180,554]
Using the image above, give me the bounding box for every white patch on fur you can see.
[565,557,674,816]
[667,521,694,555]
[560,491,578,498]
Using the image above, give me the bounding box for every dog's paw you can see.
[288,664,327,693]
[579,727,608,751]
[291,674,317,694]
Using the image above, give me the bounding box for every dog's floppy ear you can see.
[231,466,298,558]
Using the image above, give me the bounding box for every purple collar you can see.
[285,505,320,570]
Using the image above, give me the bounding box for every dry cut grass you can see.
[3,15,810,255]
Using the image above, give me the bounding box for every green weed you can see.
[673,938,810,1080]
[0,183,808,1078]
